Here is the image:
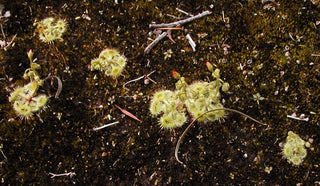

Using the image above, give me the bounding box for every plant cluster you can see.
[9,50,49,118]
[35,17,67,43]
[150,62,229,129]
[282,131,310,166]
[90,48,127,78]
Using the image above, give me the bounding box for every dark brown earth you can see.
[0,0,319,184]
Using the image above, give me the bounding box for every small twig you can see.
[287,114,309,122]
[0,150,7,159]
[123,70,156,88]
[154,27,183,44]
[222,11,225,22]
[156,27,183,30]
[123,76,145,87]
[175,108,268,165]
[176,8,194,17]
[0,143,8,159]
[93,121,120,131]
[311,54,320,57]
[146,76,157,84]
[0,24,5,39]
[52,75,62,98]
[145,10,211,53]
[186,34,196,51]
[166,14,181,19]
[144,32,167,54]
[144,70,157,84]
[288,32,295,41]
[149,10,211,28]
[0,144,7,159]
[49,172,76,178]
[122,75,145,88]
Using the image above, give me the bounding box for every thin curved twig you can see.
[44,75,63,98]
[175,108,268,165]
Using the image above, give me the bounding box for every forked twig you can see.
[49,172,76,178]
[145,10,212,54]
[123,70,156,88]
[175,108,268,165]
[149,10,212,28]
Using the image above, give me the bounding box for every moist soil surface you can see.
[0,0,319,185]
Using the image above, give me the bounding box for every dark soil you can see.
[0,0,319,185]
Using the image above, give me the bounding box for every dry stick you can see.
[93,121,120,131]
[123,75,145,88]
[145,10,212,54]
[186,33,196,51]
[287,114,309,122]
[0,149,7,160]
[176,8,194,17]
[175,108,268,165]
[149,10,212,28]
[123,70,156,88]
[49,172,76,178]
[155,27,183,30]
[144,32,167,54]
